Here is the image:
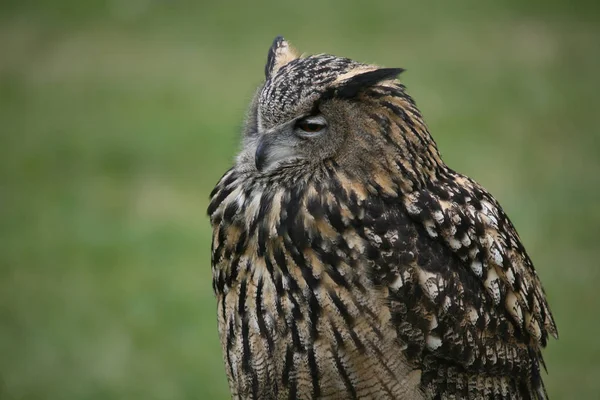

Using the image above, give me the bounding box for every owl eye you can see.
[298,122,323,132]
[295,115,327,137]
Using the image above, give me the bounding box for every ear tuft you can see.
[336,68,405,98]
[265,36,300,79]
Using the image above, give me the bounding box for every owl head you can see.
[236,36,443,188]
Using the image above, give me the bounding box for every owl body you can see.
[208,37,557,399]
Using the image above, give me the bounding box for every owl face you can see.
[236,37,404,176]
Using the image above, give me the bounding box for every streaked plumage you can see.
[207,36,557,399]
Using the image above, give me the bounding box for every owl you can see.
[207,37,557,399]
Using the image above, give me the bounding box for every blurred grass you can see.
[1,0,599,399]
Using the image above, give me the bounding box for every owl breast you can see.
[209,168,424,399]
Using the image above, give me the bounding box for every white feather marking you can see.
[526,311,542,340]
[418,270,441,300]
[505,268,515,285]
[506,291,523,325]
[235,189,247,208]
[424,220,438,237]
[448,237,461,250]
[390,275,404,290]
[467,307,479,324]
[480,233,492,247]
[469,247,480,258]
[461,235,472,247]
[443,296,452,312]
[470,260,483,277]
[215,186,243,219]
[449,224,457,236]
[268,190,284,237]
[429,314,438,330]
[485,268,501,304]
[385,231,399,244]
[368,230,383,245]
[452,213,461,224]
[244,191,262,227]
[490,244,503,266]
[405,201,421,216]
[426,335,442,351]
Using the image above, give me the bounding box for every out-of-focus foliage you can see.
[1,1,599,398]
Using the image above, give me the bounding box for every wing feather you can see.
[361,176,553,398]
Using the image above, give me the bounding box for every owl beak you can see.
[255,138,270,172]
[254,129,298,172]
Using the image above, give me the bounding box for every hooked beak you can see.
[254,134,298,172]
[255,137,270,172]
[254,120,300,172]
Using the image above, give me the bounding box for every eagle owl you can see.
[208,37,557,399]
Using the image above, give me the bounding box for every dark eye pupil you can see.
[299,122,323,132]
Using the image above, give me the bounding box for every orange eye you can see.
[295,117,327,136]
[298,121,325,132]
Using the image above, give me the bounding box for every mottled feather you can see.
[208,37,556,399]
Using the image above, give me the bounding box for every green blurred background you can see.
[1,0,599,398]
